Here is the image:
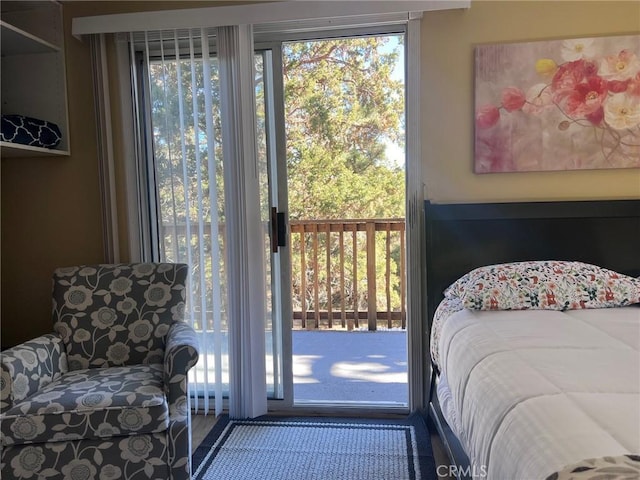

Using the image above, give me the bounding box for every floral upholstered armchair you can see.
[0,263,200,479]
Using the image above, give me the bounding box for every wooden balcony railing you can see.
[161,218,406,332]
[290,219,406,331]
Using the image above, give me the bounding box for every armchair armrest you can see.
[164,322,200,418]
[1,334,68,413]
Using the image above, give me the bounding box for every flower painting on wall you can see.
[474,34,640,173]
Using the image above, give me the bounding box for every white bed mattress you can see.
[437,306,640,479]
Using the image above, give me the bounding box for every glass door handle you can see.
[270,207,287,253]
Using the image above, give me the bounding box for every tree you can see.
[283,36,405,221]
[282,36,406,326]
[146,34,406,329]
[148,55,228,330]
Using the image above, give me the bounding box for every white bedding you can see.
[436,372,463,441]
[437,306,640,479]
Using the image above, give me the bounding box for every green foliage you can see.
[148,56,227,327]
[284,36,405,220]
[283,36,406,323]
[148,34,406,327]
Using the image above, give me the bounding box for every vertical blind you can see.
[129,25,268,419]
[133,28,228,416]
[216,25,268,419]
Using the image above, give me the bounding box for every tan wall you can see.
[2,0,638,347]
[422,1,640,203]
[1,7,105,348]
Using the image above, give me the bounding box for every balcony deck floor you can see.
[292,330,408,405]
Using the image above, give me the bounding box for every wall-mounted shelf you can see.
[1,21,60,55]
[0,141,70,158]
[1,1,70,159]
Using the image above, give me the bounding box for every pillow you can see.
[443,271,471,299]
[457,260,640,311]
[1,114,62,149]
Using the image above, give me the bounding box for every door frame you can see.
[113,18,425,416]
[259,20,424,415]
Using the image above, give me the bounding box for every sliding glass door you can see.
[256,30,410,410]
[134,24,412,415]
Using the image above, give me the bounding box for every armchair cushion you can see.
[1,334,68,412]
[1,364,168,447]
[52,263,188,369]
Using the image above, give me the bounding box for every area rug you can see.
[192,414,436,480]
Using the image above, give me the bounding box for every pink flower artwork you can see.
[474,34,640,173]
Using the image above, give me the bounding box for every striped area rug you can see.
[192,414,436,480]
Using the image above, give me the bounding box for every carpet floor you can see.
[192,414,437,480]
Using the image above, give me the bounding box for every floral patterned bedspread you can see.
[545,455,640,480]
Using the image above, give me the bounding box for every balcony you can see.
[163,218,406,332]
[290,218,407,403]
[165,218,408,404]
[290,218,406,332]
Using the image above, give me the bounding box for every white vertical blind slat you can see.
[157,32,180,262]
[172,29,201,414]
[183,30,203,415]
[199,29,224,417]
[218,24,267,419]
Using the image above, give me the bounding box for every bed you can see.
[424,200,640,480]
